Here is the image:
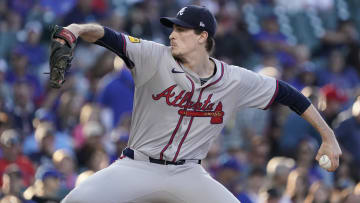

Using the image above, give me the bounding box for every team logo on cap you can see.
[199,21,205,27]
[177,7,187,16]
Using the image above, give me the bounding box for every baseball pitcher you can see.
[50,5,342,203]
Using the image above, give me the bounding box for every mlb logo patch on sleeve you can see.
[128,36,140,43]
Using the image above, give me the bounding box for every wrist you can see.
[321,129,336,143]
[65,24,81,38]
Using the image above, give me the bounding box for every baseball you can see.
[319,155,332,169]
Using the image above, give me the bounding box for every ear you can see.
[198,31,208,44]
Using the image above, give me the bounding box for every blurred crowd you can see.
[0,0,360,202]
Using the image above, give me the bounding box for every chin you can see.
[171,50,182,60]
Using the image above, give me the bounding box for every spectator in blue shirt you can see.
[335,97,360,180]
[96,58,134,128]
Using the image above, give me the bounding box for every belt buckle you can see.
[164,160,173,165]
[174,160,185,165]
[164,160,184,165]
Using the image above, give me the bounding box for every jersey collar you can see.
[176,58,224,89]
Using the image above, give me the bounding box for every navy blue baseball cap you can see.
[160,5,217,37]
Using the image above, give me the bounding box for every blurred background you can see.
[0,0,360,202]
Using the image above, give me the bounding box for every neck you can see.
[179,50,214,78]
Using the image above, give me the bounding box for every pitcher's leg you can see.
[167,164,240,203]
[62,158,164,203]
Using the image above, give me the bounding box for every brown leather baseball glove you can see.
[48,25,77,88]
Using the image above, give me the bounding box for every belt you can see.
[122,148,201,165]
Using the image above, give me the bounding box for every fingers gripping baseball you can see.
[316,141,342,172]
[48,25,77,88]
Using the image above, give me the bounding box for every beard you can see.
[171,51,184,63]
[173,55,184,63]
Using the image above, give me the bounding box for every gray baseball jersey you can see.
[123,34,277,162]
[62,28,277,203]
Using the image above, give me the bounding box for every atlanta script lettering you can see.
[152,85,224,124]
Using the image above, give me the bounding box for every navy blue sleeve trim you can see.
[94,27,135,68]
[273,80,311,115]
